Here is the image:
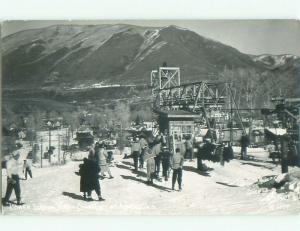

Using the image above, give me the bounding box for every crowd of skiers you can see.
[127,133,185,190]
[0,131,257,206]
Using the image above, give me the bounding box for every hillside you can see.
[2,24,268,89]
[2,23,300,111]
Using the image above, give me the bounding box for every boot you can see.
[2,198,10,207]
[17,199,24,205]
[86,195,93,201]
[98,195,105,201]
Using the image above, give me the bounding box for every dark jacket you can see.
[79,158,100,192]
[241,135,250,147]
[161,150,171,163]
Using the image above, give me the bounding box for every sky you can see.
[2,20,300,56]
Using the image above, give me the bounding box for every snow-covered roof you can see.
[265,128,287,136]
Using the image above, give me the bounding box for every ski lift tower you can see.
[151,66,180,108]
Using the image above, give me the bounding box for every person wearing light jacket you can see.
[143,147,156,185]
[131,137,141,171]
[171,148,184,191]
[139,136,148,169]
[2,152,23,206]
[97,145,113,179]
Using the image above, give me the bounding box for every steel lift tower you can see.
[151,66,245,143]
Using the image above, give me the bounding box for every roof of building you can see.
[155,109,200,119]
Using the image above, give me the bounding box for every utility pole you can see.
[48,127,51,149]
[298,106,300,167]
[58,134,61,164]
[281,113,289,173]
[229,84,233,144]
[40,138,43,168]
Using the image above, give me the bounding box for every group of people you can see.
[130,134,184,191]
[77,142,114,201]
[2,152,33,207]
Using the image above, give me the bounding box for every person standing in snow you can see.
[97,144,114,179]
[185,137,193,161]
[139,136,148,169]
[240,132,250,160]
[144,146,156,185]
[23,156,33,180]
[171,148,184,191]
[196,142,205,171]
[152,139,162,180]
[2,152,23,206]
[78,158,90,199]
[131,137,141,172]
[84,153,105,201]
[161,145,172,181]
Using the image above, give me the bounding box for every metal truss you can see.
[151,70,246,141]
[151,67,180,96]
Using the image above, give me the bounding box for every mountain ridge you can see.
[2,24,299,100]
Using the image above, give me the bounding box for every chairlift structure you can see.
[150,66,245,145]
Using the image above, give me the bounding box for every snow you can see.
[68,83,135,90]
[2,146,300,215]
[253,54,300,68]
[265,128,287,136]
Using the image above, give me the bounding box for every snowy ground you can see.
[2,147,300,215]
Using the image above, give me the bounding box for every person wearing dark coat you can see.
[161,146,172,181]
[240,132,250,160]
[79,156,104,201]
[196,143,204,171]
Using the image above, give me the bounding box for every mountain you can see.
[253,54,300,96]
[253,54,300,70]
[2,24,268,89]
[2,23,299,104]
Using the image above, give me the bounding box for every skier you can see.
[139,136,148,169]
[78,158,90,199]
[161,145,172,181]
[97,144,113,179]
[185,137,193,161]
[2,152,23,206]
[82,153,105,201]
[171,148,184,191]
[152,139,162,180]
[23,157,33,180]
[196,142,205,171]
[144,147,156,185]
[240,132,250,160]
[131,137,141,171]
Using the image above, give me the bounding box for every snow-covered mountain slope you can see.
[253,54,300,70]
[2,24,264,89]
